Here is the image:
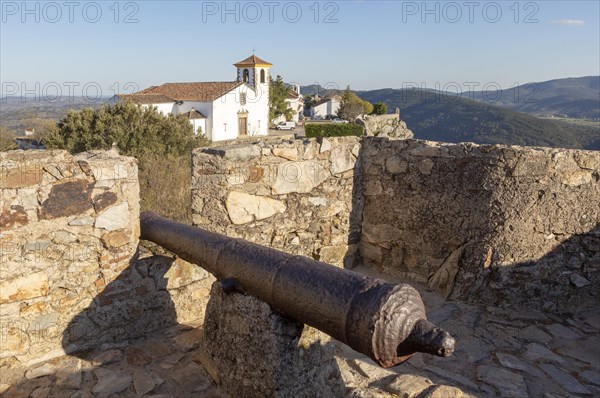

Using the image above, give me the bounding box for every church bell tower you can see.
[234,54,272,92]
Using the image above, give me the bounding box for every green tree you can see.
[337,86,374,121]
[372,102,388,115]
[0,127,17,151]
[269,75,294,123]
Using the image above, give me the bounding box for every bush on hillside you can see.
[305,123,364,138]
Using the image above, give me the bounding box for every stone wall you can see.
[201,282,344,398]
[0,150,213,368]
[192,137,600,310]
[359,138,600,310]
[191,136,363,266]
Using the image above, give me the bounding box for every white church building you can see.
[119,55,272,142]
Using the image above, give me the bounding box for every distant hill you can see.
[300,84,338,97]
[357,88,599,150]
[462,76,599,120]
[0,97,108,131]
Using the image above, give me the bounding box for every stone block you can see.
[39,179,94,220]
[95,202,129,231]
[225,191,286,224]
[0,271,49,304]
[271,160,330,195]
[203,282,344,398]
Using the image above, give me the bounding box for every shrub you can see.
[45,102,206,158]
[139,153,193,223]
[372,102,388,115]
[305,123,364,138]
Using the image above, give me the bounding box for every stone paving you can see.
[339,267,600,398]
[1,268,598,397]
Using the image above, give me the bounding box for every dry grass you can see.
[138,153,192,224]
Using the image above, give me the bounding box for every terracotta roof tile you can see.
[183,109,206,119]
[234,54,272,66]
[119,94,174,104]
[286,89,301,99]
[127,81,243,102]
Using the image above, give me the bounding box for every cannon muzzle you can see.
[140,211,455,367]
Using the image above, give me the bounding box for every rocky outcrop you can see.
[356,114,414,139]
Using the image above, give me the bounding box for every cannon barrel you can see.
[140,211,455,368]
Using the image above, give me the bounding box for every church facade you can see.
[119,55,272,142]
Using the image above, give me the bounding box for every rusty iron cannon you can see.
[140,211,455,368]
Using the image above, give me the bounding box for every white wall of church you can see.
[174,101,211,116]
[174,101,212,137]
[246,84,269,136]
[210,84,269,141]
[191,119,206,136]
[141,103,175,115]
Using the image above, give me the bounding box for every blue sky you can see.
[1,0,599,97]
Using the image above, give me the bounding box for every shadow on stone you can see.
[463,222,600,312]
[60,251,179,358]
[200,281,345,398]
[2,251,202,397]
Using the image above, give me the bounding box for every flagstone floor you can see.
[1,268,598,398]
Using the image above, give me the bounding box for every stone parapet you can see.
[1,150,140,365]
[191,137,363,267]
[0,150,214,368]
[193,137,600,310]
[359,138,600,309]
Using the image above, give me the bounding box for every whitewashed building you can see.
[273,84,304,124]
[119,55,272,142]
[286,84,304,123]
[310,95,342,119]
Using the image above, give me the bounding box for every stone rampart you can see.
[193,137,600,310]
[0,150,213,368]
[360,138,600,309]
[0,150,140,365]
[191,137,363,266]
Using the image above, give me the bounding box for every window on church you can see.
[260,69,266,83]
[243,69,249,83]
[240,93,246,105]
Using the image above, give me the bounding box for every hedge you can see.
[305,123,364,138]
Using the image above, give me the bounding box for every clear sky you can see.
[1,0,599,98]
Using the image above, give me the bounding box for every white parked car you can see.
[276,121,296,130]
[332,118,348,123]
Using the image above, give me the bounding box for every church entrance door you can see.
[238,114,248,136]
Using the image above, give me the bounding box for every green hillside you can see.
[464,76,600,120]
[357,88,599,150]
